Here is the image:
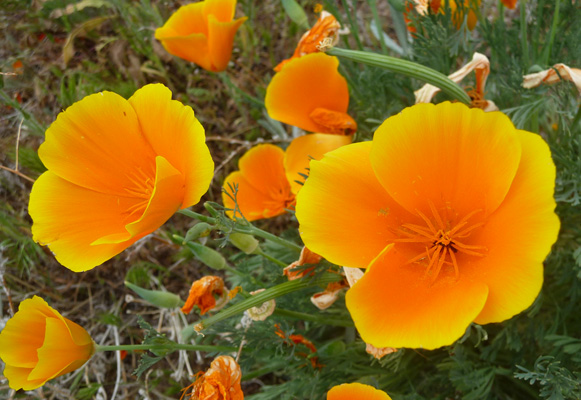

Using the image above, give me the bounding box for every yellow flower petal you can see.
[327,382,392,400]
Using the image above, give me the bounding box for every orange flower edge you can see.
[265,53,353,134]
[181,355,243,400]
[28,84,213,272]
[327,383,392,400]
[501,0,517,9]
[296,102,559,349]
[0,296,95,390]
[274,11,342,72]
[155,0,247,72]
[182,276,228,315]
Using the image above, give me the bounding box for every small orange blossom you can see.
[182,276,229,315]
[181,355,243,400]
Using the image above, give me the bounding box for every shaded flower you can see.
[181,355,243,400]
[311,280,348,310]
[327,382,392,400]
[0,296,95,390]
[415,52,498,111]
[182,276,229,315]
[155,0,247,72]
[522,63,581,94]
[296,102,559,349]
[283,246,322,280]
[266,53,357,135]
[29,84,214,272]
[222,134,351,221]
[274,11,342,72]
[246,289,276,321]
[365,343,397,360]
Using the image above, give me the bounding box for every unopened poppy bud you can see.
[186,242,227,271]
[229,232,259,254]
[124,281,184,308]
[183,223,213,243]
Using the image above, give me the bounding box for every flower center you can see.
[394,201,487,282]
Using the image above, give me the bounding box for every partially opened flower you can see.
[29,84,214,272]
[0,296,95,390]
[274,11,342,72]
[266,53,357,135]
[155,0,247,72]
[522,63,581,94]
[182,276,229,315]
[327,383,392,400]
[222,133,351,221]
[415,52,498,111]
[181,355,243,400]
[296,102,559,349]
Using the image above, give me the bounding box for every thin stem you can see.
[368,0,388,54]
[178,209,217,224]
[254,248,288,267]
[194,273,343,331]
[341,0,364,50]
[273,308,354,327]
[95,343,237,352]
[235,224,302,252]
[325,47,472,105]
[520,0,529,68]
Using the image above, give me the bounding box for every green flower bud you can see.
[186,242,227,270]
[125,281,184,308]
[183,222,213,243]
[229,233,259,254]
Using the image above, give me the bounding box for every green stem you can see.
[178,209,217,224]
[242,362,288,381]
[541,0,560,65]
[341,0,364,50]
[368,0,388,54]
[520,0,529,68]
[95,343,237,352]
[325,47,472,105]
[273,308,354,327]
[193,273,343,331]
[254,248,288,267]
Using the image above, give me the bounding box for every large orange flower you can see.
[327,383,392,400]
[222,134,351,221]
[155,0,247,72]
[265,53,357,135]
[296,102,560,349]
[29,84,214,272]
[0,296,95,390]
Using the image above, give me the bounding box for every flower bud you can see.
[124,281,184,308]
[228,233,259,254]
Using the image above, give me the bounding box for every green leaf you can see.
[281,0,309,29]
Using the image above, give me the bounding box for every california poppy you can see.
[181,355,243,400]
[0,296,95,390]
[222,133,351,221]
[327,383,392,400]
[182,276,229,315]
[265,53,357,135]
[296,102,559,349]
[155,0,247,72]
[29,84,214,272]
[274,10,342,72]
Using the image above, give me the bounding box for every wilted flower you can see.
[405,0,480,32]
[522,63,581,94]
[0,296,95,390]
[246,289,276,321]
[327,382,392,399]
[311,280,348,310]
[365,343,397,360]
[296,102,559,349]
[28,84,214,272]
[181,355,243,400]
[283,246,322,280]
[182,276,229,315]
[222,134,350,221]
[415,52,498,111]
[155,0,247,72]
[266,53,357,135]
[274,11,342,72]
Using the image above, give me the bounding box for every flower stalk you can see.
[325,47,472,105]
[95,343,237,353]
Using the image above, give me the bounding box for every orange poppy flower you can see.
[182,276,229,315]
[181,355,243,400]
[0,296,95,390]
[296,102,560,349]
[29,84,214,272]
[501,0,517,8]
[266,53,357,135]
[155,0,247,72]
[222,133,351,221]
[274,11,342,72]
[327,383,392,400]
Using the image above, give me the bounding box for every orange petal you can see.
[501,0,517,9]
[29,172,143,272]
[346,244,489,349]
[222,144,294,221]
[296,142,411,269]
[207,15,248,72]
[468,130,559,324]
[265,53,350,133]
[371,102,522,219]
[327,382,392,400]
[0,297,52,368]
[284,133,352,194]
[38,90,156,196]
[2,365,44,391]
[127,84,214,208]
